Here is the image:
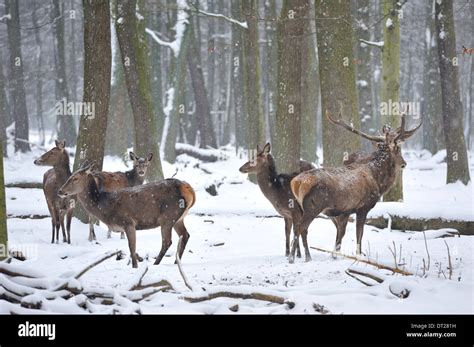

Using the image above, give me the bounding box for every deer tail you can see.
[177,181,196,222]
[291,172,317,212]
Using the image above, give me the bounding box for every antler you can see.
[326,110,385,143]
[394,106,422,143]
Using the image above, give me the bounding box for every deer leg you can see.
[59,210,67,243]
[66,208,73,244]
[88,216,96,242]
[284,218,291,257]
[124,225,138,268]
[173,219,190,263]
[301,229,311,262]
[333,214,350,253]
[50,208,57,244]
[107,229,112,239]
[355,211,368,255]
[289,216,315,264]
[121,232,125,239]
[154,224,173,265]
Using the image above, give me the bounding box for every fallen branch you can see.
[74,250,121,280]
[444,240,453,280]
[183,291,295,308]
[176,236,193,291]
[5,182,43,189]
[310,246,412,276]
[422,231,431,271]
[345,268,385,286]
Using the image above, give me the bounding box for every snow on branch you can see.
[359,39,384,48]
[189,4,248,29]
[145,0,190,57]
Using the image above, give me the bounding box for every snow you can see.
[2,140,474,314]
[386,18,393,28]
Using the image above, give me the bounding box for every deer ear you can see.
[263,143,271,154]
[59,140,66,150]
[129,151,137,161]
[147,153,153,162]
[55,140,60,148]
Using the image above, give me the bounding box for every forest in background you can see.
[0,0,472,196]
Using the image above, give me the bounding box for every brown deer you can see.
[58,162,195,268]
[87,152,153,241]
[239,143,315,258]
[289,109,421,263]
[34,140,74,244]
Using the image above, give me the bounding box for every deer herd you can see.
[33,109,420,269]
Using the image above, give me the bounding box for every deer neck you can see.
[125,169,144,186]
[79,175,106,219]
[256,155,281,199]
[368,146,398,195]
[53,153,71,185]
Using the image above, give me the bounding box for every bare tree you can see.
[5,0,30,152]
[315,0,361,167]
[0,142,6,260]
[435,0,471,185]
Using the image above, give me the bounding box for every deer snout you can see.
[239,164,249,173]
[400,159,407,169]
[33,159,41,165]
[58,190,68,198]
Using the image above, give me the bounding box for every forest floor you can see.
[2,141,473,314]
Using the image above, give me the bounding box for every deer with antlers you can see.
[288,108,421,263]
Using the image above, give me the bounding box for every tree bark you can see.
[73,0,112,222]
[315,0,360,167]
[0,142,6,260]
[274,0,309,174]
[32,1,45,146]
[422,0,444,155]
[187,21,217,149]
[435,0,471,185]
[5,0,30,153]
[0,58,7,157]
[52,0,77,145]
[380,0,403,201]
[115,0,164,178]
[241,0,265,182]
[300,11,318,164]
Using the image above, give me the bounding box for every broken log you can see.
[183,291,295,308]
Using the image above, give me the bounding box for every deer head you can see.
[239,143,272,174]
[34,140,67,166]
[129,152,153,177]
[327,107,421,171]
[58,161,97,197]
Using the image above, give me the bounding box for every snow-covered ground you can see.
[2,140,473,314]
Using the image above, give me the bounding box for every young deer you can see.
[58,162,195,268]
[239,143,315,258]
[88,152,153,241]
[289,109,421,263]
[34,140,74,244]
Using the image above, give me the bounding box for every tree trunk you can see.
[0,142,7,260]
[435,0,471,185]
[5,0,30,153]
[380,0,403,201]
[231,0,245,152]
[187,21,217,149]
[422,0,444,154]
[315,0,360,167]
[241,0,265,181]
[274,0,309,174]
[160,0,191,163]
[53,0,77,145]
[300,12,318,164]
[0,59,7,157]
[115,0,164,178]
[354,0,375,153]
[73,0,112,222]
[32,1,45,146]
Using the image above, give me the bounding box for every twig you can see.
[183,291,294,308]
[176,236,193,291]
[345,268,385,286]
[310,246,412,276]
[422,231,430,271]
[345,269,374,286]
[74,250,121,280]
[444,240,453,280]
[388,241,398,270]
[359,39,384,48]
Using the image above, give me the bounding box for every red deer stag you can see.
[289,109,421,263]
[239,143,315,258]
[87,152,153,241]
[34,140,74,244]
[58,162,195,268]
